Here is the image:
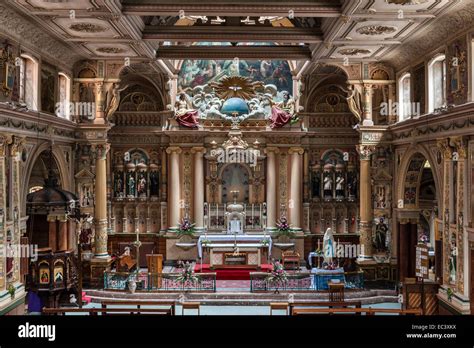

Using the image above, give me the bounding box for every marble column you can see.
[192,147,206,232]
[166,146,182,231]
[362,84,374,126]
[289,147,304,231]
[93,143,109,258]
[265,147,279,231]
[358,145,376,260]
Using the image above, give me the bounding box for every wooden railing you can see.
[288,301,362,315]
[100,300,176,315]
[291,307,422,316]
[42,307,172,316]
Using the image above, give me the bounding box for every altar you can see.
[197,235,272,269]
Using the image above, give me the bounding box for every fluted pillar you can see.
[289,147,304,231]
[265,147,279,231]
[192,147,206,232]
[362,84,374,126]
[358,145,376,260]
[166,146,182,231]
[93,143,109,258]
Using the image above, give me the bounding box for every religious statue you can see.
[149,171,159,196]
[374,217,388,252]
[449,238,457,282]
[311,172,321,198]
[346,84,363,122]
[322,228,335,266]
[114,173,124,197]
[270,91,295,128]
[335,175,345,199]
[347,172,358,199]
[137,173,147,197]
[128,174,136,197]
[323,174,333,198]
[175,93,199,128]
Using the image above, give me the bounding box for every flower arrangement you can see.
[418,234,429,244]
[177,218,196,238]
[275,217,295,238]
[176,261,200,286]
[266,260,288,293]
[290,114,300,125]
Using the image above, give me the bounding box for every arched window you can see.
[19,54,39,111]
[398,73,411,121]
[428,54,446,112]
[57,73,71,119]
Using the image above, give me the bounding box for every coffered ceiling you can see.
[4,0,470,76]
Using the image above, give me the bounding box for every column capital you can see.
[357,144,376,160]
[0,134,12,157]
[166,146,182,155]
[9,135,25,157]
[92,143,110,160]
[264,147,280,155]
[191,146,206,154]
[450,136,467,159]
[436,138,452,160]
[288,147,304,155]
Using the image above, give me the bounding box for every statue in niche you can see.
[347,172,357,199]
[114,172,124,197]
[127,174,136,197]
[335,174,345,199]
[174,93,199,128]
[81,185,92,207]
[373,216,388,252]
[137,172,147,197]
[323,174,333,199]
[149,171,159,196]
[346,84,363,122]
[311,172,321,198]
[375,186,386,208]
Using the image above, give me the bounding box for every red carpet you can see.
[195,264,272,280]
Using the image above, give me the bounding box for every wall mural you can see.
[447,38,468,105]
[178,59,293,94]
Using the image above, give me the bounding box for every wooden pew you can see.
[288,301,362,315]
[291,307,422,316]
[100,300,176,315]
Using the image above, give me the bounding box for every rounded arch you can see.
[218,162,253,203]
[396,145,441,213]
[21,142,72,213]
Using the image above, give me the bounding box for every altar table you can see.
[197,234,272,258]
[311,267,345,290]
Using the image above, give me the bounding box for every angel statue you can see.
[346,84,363,122]
[270,91,295,128]
[175,92,199,128]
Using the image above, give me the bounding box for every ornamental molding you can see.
[0,3,83,67]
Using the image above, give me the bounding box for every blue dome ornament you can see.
[221,97,249,116]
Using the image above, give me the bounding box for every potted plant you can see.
[7,283,15,299]
[266,261,288,294]
[273,217,296,250]
[175,218,197,250]
[446,287,454,302]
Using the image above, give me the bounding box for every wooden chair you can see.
[282,250,300,270]
[270,302,289,315]
[328,281,345,302]
[181,302,200,316]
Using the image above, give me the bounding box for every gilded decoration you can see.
[69,23,108,33]
[356,25,397,36]
[338,48,371,56]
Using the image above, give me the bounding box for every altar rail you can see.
[206,203,265,231]
[103,272,216,292]
[250,271,364,292]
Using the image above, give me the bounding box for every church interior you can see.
[0,0,473,318]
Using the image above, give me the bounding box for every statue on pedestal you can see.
[127,174,136,197]
[322,228,335,266]
[336,175,345,199]
[323,174,333,199]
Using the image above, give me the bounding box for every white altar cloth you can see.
[197,235,272,258]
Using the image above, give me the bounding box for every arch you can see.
[218,162,253,203]
[398,72,411,121]
[396,145,441,213]
[428,53,447,113]
[21,142,72,214]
